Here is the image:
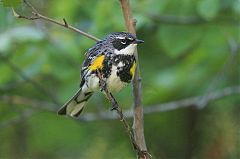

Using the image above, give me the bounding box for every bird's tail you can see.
[57,88,92,118]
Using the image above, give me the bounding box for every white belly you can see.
[84,67,127,93]
[106,65,127,92]
[86,73,100,91]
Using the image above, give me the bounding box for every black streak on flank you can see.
[114,55,135,83]
[102,53,135,83]
[102,53,113,79]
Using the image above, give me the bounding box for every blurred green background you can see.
[0,0,240,159]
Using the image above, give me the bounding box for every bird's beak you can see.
[134,39,144,44]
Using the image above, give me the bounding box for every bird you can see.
[57,32,144,118]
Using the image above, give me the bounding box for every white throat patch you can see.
[114,44,137,55]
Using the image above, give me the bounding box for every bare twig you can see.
[197,38,239,109]
[23,0,37,12]
[144,85,240,114]
[0,80,25,92]
[0,53,60,105]
[96,70,143,157]
[0,94,57,111]
[81,85,240,121]
[12,0,100,41]
[119,0,150,158]
[1,86,239,122]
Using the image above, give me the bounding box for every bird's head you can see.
[105,32,144,55]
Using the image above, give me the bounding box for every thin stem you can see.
[96,70,143,156]
[1,85,239,123]
[119,0,150,158]
[13,0,100,42]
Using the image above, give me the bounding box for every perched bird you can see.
[57,32,144,117]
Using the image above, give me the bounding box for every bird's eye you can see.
[121,39,127,45]
[128,37,133,41]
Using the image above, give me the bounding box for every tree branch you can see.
[119,0,150,159]
[144,85,240,114]
[0,94,57,111]
[197,38,239,109]
[96,70,143,157]
[12,0,100,41]
[1,86,239,125]
[80,85,240,120]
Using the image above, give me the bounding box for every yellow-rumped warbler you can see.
[58,32,144,117]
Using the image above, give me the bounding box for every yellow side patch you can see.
[89,55,105,71]
[130,62,136,78]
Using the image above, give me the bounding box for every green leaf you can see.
[197,0,220,20]
[0,0,21,7]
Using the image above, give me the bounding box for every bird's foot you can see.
[111,102,119,111]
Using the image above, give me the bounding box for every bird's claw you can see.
[111,103,119,111]
[100,82,107,92]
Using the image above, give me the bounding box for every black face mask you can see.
[112,38,132,51]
